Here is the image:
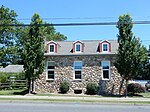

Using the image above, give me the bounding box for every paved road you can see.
[0,102,149,112]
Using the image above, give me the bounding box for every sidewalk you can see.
[0,95,150,103]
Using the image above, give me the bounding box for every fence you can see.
[0,80,27,90]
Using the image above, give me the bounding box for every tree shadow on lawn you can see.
[13,89,28,95]
[100,93,143,98]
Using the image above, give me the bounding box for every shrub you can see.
[127,83,146,95]
[0,74,8,83]
[86,82,98,95]
[59,81,70,94]
[0,72,25,83]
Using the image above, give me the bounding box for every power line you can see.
[17,16,150,21]
[17,17,115,20]
[1,21,150,27]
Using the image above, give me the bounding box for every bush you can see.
[86,82,98,95]
[59,81,70,94]
[127,83,146,95]
[0,72,25,83]
[0,74,8,83]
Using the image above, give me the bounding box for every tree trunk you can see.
[125,80,128,97]
[31,79,35,93]
[27,78,31,94]
[119,78,125,95]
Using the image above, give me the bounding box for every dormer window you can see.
[47,41,58,53]
[75,44,81,52]
[99,40,111,53]
[102,43,108,52]
[49,44,55,53]
[73,40,84,53]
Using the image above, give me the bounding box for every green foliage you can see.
[10,83,27,90]
[0,74,8,83]
[41,22,67,41]
[127,83,145,95]
[86,82,98,95]
[135,61,150,80]
[0,72,25,83]
[0,5,19,67]
[59,81,70,94]
[0,72,26,90]
[115,14,148,81]
[0,5,67,68]
[0,89,28,95]
[22,13,44,92]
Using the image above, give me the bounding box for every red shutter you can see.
[55,43,57,53]
[100,43,102,52]
[109,43,111,52]
[73,43,75,53]
[82,44,84,52]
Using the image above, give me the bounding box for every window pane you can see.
[74,62,82,69]
[75,71,81,79]
[48,62,55,69]
[76,44,81,51]
[103,65,109,69]
[50,45,54,52]
[48,71,54,79]
[102,61,109,69]
[75,71,81,75]
[102,61,110,80]
[103,70,109,79]
[75,66,82,69]
[103,44,108,51]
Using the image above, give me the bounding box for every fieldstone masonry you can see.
[35,55,126,95]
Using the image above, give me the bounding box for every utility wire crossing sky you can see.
[1,0,150,49]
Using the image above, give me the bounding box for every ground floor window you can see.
[47,61,55,80]
[74,61,82,80]
[101,61,110,80]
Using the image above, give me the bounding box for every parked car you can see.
[145,81,150,91]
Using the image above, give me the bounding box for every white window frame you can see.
[75,44,81,53]
[74,61,82,80]
[102,43,109,52]
[101,61,110,80]
[46,61,55,80]
[49,44,55,53]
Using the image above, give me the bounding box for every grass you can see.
[0,97,150,104]
[0,89,150,98]
[0,90,150,104]
[36,92,150,98]
[36,93,102,98]
[140,92,150,98]
[0,89,28,95]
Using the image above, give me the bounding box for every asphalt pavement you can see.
[0,102,150,112]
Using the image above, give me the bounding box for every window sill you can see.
[102,78,110,81]
[73,79,82,82]
[46,79,55,81]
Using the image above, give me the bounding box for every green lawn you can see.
[0,89,28,95]
[140,92,150,98]
[0,89,150,98]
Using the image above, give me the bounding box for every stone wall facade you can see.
[35,55,126,95]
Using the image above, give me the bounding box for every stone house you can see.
[35,40,126,95]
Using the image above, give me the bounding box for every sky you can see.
[1,0,150,49]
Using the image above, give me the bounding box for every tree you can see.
[22,13,44,93]
[0,5,67,68]
[115,14,148,97]
[0,5,20,67]
[41,22,67,41]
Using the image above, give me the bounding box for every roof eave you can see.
[44,53,116,56]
